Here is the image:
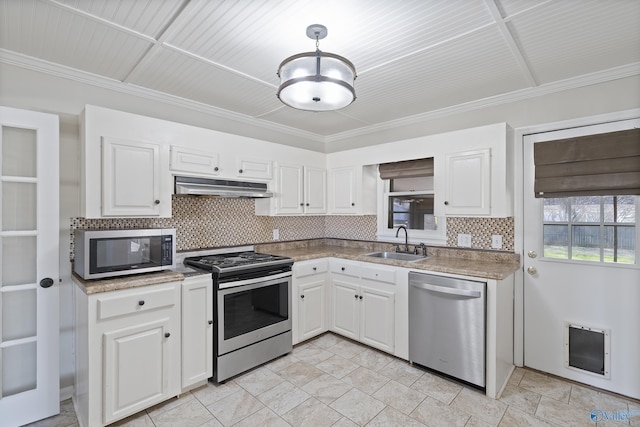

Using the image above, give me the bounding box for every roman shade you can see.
[534,128,640,198]
[378,158,434,180]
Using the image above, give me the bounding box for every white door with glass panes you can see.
[523,118,640,399]
[0,107,60,426]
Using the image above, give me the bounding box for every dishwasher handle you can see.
[410,282,481,298]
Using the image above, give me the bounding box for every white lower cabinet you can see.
[102,318,172,423]
[181,275,213,390]
[329,260,396,354]
[293,259,329,344]
[74,280,181,427]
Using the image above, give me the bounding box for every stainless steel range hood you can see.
[174,176,273,198]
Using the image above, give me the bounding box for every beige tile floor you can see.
[29,333,639,427]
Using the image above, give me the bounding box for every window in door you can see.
[543,196,636,264]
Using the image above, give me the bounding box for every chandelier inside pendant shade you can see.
[277,25,356,111]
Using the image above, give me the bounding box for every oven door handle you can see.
[218,271,292,289]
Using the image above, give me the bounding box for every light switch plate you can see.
[272,229,279,240]
[457,233,472,247]
[491,235,503,249]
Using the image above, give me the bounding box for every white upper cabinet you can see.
[236,157,272,180]
[170,145,220,176]
[275,163,304,214]
[81,105,325,218]
[261,162,326,215]
[435,124,513,217]
[304,166,327,214]
[328,165,377,215]
[101,137,169,217]
[444,148,491,216]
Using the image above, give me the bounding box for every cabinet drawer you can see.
[330,261,361,278]
[97,286,176,321]
[170,145,219,175]
[361,266,396,284]
[294,259,328,278]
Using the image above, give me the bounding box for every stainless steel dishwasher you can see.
[408,271,486,388]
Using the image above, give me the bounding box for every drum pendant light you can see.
[277,24,357,111]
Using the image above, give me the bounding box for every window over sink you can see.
[377,158,446,245]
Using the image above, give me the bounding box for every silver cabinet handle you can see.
[527,266,537,275]
[410,282,481,298]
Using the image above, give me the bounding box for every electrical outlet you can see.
[457,233,472,247]
[491,234,503,249]
[272,229,279,240]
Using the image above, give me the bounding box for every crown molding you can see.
[1,49,637,148]
[0,49,324,143]
[325,62,640,144]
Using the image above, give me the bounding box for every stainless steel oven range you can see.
[184,248,294,382]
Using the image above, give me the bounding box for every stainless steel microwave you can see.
[73,229,176,280]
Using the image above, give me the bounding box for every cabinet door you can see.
[330,167,357,214]
[182,277,213,389]
[102,318,172,424]
[304,167,327,214]
[331,279,359,340]
[444,149,491,216]
[359,286,395,353]
[276,163,304,214]
[102,137,162,216]
[237,157,272,180]
[170,145,219,176]
[298,280,327,341]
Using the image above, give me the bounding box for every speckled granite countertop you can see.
[73,270,184,295]
[256,239,520,280]
[73,239,520,294]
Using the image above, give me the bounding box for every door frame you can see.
[512,107,640,366]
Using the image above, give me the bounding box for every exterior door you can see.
[0,106,60,425]
[523,118,640,399]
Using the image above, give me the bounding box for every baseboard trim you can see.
[60,385,74,401]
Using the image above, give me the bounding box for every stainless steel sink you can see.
[365,251,428,262]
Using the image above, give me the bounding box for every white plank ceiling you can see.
[1,0,639,140]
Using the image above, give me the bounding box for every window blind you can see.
[534,128,640,198]
[378,158,434,179]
